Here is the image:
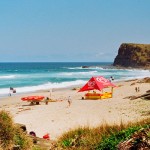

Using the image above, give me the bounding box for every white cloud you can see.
[95,52,105,57]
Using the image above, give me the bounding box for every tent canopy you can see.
[78,76,116,92]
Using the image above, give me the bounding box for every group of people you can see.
[135,87,140,92]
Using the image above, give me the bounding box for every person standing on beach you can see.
[135,87,138,92]
[137,87,140,92]
[67,96,72,107]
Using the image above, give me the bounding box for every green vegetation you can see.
[0,110,149,149]
[96,126,142,149]
[0,110,14,149]
[55,118,150,150]
[0,110,32,150]
[32,145,43,150]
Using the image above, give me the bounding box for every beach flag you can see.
[78,76,116,92]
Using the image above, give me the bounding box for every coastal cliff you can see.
[113,43,150,68]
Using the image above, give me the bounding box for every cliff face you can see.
[113,43,150,68]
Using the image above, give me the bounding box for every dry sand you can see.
[0,79,150,140]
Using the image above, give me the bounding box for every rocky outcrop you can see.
[113,43,150,68]
[82,66,89,68]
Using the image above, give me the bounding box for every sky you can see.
[0,0,150,62]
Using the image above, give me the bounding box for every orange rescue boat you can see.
[21,96,45,104]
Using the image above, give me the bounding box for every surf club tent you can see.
[78,76,116,99]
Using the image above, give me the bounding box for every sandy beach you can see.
[0,79,150,140]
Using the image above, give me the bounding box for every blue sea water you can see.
[0,62,150,97]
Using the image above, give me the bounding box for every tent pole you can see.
[111,87,113,97]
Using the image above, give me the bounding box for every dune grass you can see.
[55,118,150,150]
[0,110,15,149]
[0,110,33,150]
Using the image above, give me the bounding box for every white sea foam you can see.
[0,64,149,98]
[66,67,83,69]
[0,80,86,97]
[0,75,16,79]
[67,66,104,70]
[58,71,98,77]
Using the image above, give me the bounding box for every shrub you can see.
[0,110,33,150]
[0,110,15,149]
[13,126,32,150]
[96,126,141,150]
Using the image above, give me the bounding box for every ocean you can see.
[0,62,150,97]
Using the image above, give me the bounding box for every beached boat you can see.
[21,96,45,104]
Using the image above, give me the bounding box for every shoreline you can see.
[0,76,148,99]
[0,63,149,98]
[0,77,150,140]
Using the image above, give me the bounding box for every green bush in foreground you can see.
[0,110,33,150]
[96,126,142,149]
[55,118,150,150]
